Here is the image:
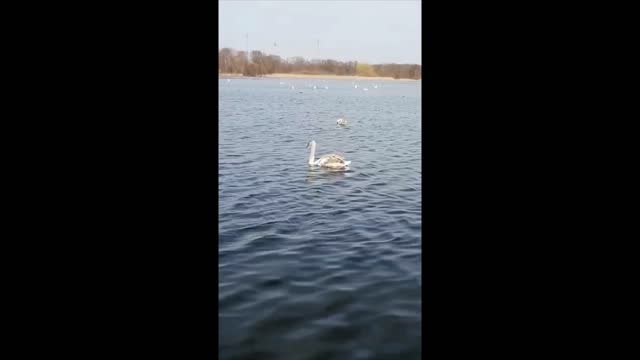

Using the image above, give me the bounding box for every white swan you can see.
[336,118,348,126]
[307,140,351,169]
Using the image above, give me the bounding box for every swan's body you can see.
[307,140,350,169]
[336,118,348,126]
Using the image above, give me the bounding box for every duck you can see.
[336,118,348,126]
[306,140,351,169]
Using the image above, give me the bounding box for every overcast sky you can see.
[219,0,421,64]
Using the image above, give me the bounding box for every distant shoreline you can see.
[218,73,418,81]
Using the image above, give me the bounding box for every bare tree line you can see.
[219,48,421,80]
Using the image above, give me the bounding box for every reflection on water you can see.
[305,167,349,184]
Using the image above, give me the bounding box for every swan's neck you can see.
[308,142,316,165]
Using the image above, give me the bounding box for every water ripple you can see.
[219,78,421,360]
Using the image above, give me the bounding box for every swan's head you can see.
[306,140,315,149]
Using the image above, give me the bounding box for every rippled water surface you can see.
[219,77,421,360]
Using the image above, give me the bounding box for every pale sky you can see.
[219,0,421,64]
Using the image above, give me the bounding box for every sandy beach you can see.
[219,73,247,78]
[219,73,418,81]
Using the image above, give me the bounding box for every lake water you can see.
[219,77,421,360]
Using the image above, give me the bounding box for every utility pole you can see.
[246,33,249,62]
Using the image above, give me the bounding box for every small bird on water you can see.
[336,118,348,126]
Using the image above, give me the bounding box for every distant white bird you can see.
[363,88,369,91]
[313,85,317,90]
[325,86,329,90]
[354,84,358,89]
[336,118,348,126]
[373,85,378,89]
[307,140,350,169]
[227,79,231,83]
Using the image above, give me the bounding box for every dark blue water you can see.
[219,77,421,360]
